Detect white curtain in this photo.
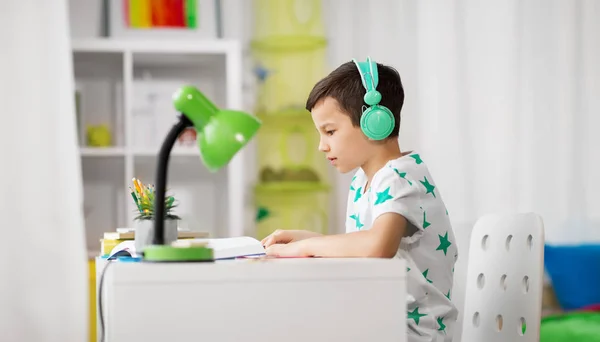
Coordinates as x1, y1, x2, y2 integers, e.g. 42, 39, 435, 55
322, 1, 600, 339
324, 0, 600, 245
0, 1, 88, 341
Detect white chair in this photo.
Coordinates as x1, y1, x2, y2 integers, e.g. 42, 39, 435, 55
460, 213, 545, 341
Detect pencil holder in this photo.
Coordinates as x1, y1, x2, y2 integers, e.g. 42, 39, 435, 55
134, 219, 178, 252
128, 177, 181, 252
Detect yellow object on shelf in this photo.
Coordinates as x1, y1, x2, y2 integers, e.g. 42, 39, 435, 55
86, 124, 112, 147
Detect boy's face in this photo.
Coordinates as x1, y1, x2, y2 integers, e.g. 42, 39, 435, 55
311, 97, 373, 173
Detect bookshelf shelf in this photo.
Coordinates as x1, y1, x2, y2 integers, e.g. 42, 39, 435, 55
80, 147, 126, 157
73, 38, 254, 253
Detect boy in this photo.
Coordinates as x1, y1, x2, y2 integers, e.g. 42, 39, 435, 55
261, 57, 458, 341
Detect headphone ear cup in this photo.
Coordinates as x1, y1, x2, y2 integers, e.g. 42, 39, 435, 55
360, 105, 395, 140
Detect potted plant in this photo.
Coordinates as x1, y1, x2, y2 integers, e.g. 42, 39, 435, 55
130, 177, 180, 252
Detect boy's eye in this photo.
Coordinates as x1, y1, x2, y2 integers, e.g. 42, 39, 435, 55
326, 130, 335, 136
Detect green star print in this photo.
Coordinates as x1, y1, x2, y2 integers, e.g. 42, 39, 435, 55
422, 269, 433, 284
392, 167, 412, 185
420, 176, 436, 198
350, 214, 363, 229
375, 187, 393, 205
408, 307, 427, 325
410, 153, 423, 164
437, 317, 446, 333
349, 175, 357, 191
354, 187, 362, 202
436, 231, 452, 255
422, 211, 431, 229
445, 290, 451, 300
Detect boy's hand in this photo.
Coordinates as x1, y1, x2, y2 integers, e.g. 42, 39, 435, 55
261, 229, 322, 248
265, 241, 313, 257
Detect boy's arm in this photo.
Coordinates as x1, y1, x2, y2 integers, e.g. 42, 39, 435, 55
266, 212, 407, 258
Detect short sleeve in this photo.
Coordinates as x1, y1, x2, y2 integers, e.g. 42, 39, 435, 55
345, 170, 364, 233
370, 167, 425, 244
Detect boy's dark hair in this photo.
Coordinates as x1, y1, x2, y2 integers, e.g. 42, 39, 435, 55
305, 61, 404, 138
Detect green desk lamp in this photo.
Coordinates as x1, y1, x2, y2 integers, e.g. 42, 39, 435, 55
143, 85, 261, 262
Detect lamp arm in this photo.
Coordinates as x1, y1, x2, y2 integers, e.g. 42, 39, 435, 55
152, 114, 193, 246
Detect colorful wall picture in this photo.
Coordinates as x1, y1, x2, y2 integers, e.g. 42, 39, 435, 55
123, 0, 198, 29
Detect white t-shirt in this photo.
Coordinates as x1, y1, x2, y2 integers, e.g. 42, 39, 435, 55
345, 152, 458, 341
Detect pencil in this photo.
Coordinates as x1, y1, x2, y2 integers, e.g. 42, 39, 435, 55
130, 188, 142, 213
132, 178, 140, 194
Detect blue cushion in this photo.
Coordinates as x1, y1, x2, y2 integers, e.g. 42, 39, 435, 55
544, 244, 600, 310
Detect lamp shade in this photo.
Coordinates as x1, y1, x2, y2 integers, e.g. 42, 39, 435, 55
173, 86, 261, 171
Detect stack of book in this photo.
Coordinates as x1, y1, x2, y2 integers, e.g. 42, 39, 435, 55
100, 228, 209, 256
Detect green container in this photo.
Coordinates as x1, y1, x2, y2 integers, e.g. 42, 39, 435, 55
251, 0, 332, 240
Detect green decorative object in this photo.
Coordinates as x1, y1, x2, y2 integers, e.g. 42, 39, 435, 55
256, 206, 271, 222
143, 85, 261, 262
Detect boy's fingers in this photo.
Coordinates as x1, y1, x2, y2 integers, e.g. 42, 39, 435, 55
261, 230, 279, 245
272, 230, 290, 242
262, 230, 289, 248
263, 236, 274, 247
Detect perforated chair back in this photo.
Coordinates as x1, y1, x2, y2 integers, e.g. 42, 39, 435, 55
461, 213, 545, 341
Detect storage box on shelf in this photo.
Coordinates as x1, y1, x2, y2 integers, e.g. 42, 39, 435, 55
73, 39, 252, 253
251, 0, 331, 240
251, 37, 326, 114
251, 0, 326, 114
254, 109, 331, 239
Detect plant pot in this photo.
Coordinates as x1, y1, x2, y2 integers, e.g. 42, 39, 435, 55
134, 219, 178, 252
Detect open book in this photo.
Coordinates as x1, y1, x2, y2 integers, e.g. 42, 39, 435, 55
109, 236, 266, 260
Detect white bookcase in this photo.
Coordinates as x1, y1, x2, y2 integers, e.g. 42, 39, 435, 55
73, 39, 253, 252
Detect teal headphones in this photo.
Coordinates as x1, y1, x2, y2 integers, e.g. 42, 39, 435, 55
352, 56, 395, 140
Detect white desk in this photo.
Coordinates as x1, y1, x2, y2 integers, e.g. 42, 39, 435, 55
98, 258, 406, 342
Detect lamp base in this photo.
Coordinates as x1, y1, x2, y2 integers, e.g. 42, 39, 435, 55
143, 245, 214, 262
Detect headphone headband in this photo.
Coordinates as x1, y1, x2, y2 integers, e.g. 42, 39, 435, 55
352, 56, 379, 93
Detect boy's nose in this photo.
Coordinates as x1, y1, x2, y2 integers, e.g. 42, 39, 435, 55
318, 139, 330, 152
